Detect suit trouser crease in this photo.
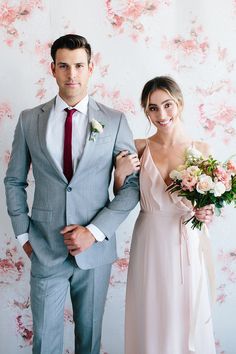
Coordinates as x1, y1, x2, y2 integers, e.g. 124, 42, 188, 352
30, 254, 111, 354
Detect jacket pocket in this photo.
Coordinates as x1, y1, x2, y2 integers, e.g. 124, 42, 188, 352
31, 208, 53, 223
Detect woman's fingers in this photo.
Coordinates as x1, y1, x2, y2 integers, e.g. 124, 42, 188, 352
128, 155, 140, 170
115, 151, 140, 174
116, 150, 129, 160
194, 205, 214, 223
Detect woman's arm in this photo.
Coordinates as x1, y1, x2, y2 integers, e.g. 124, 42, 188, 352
113, 151, 140, 194
113, 139, 146, 194
193, 141, 214, 224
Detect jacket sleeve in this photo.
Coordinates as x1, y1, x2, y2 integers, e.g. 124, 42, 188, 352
4, 112, 31, 236
91, 113, 140, 239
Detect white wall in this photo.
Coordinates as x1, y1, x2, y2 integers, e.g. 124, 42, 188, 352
0, 1, 236, 353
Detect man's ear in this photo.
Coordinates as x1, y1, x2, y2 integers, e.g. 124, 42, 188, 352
88, 61, 94, 76
51, 62, 56, 77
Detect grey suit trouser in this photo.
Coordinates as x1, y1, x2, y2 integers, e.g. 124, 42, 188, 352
30, 253, 111, 354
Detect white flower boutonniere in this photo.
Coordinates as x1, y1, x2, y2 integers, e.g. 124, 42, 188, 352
89, 119, 104, 141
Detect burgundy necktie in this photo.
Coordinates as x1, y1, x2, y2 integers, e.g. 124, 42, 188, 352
63, 108, 77, 182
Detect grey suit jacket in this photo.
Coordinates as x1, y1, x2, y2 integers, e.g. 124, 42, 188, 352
4, 97, 139, 269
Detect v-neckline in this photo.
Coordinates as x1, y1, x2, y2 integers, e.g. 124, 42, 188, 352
146, 144, 172, 187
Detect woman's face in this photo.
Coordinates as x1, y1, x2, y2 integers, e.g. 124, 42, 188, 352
146, 89, 181, 131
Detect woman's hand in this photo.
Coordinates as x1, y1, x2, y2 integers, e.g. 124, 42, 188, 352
114, 150, 140, 194
194, 205, 214, 224
116, 151, 140, 176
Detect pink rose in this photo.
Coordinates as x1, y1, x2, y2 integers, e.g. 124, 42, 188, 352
226, 160, 236, 175
214, 166, 231, 190
181, 173, 198, 192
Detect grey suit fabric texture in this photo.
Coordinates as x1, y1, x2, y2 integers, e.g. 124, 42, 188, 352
4, 96, 139, 268
4, 96, 139, 354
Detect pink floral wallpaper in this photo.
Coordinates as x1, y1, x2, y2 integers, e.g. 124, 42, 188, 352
0, 1, 236, 353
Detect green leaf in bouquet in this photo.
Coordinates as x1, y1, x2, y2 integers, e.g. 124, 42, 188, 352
214, 207, 221, 217
215, 199, 224, 209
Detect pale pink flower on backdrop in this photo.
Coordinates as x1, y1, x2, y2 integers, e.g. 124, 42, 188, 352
35, 40, 52, 75
0, 102, 13, 122
105, 0, 170, 41
15, 312, 33, 348
198, 102, 236, 140
91, 83, 136, 114
161, 20, 210, 70
64, 309, 74, 324
8, 298, 32, 347
0, 236, 25, 285
215, 338, 227, 354
195, 80, 236, 97
217, 284, 228, 304
217, 47, 236, 73
35, 78, 47, 101
93, 52, 110, 77
0, 0, 43, 46
218, 249, 236, 284
233, 0, 236, 14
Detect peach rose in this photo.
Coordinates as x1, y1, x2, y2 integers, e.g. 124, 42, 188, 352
196, 175, 214, 194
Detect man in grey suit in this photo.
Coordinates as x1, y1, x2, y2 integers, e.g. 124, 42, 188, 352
4, 34, 139, 354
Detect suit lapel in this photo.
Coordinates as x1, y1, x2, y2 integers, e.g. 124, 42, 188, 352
38, 98, 67, 183
71, 97, 109, 182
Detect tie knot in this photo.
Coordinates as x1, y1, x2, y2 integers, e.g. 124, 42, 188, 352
65, 108, 77, 116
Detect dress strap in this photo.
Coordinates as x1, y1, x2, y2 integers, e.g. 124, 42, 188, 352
139, 139, 149, 165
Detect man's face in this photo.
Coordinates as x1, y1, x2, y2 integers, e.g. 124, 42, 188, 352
51, 48, 93, 106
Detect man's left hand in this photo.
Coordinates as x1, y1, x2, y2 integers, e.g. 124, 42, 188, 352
61, 225, 96, 255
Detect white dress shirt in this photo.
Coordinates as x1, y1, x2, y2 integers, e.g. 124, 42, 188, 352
17, 94, 105, 247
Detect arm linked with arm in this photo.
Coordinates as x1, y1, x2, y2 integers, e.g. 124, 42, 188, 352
113, 150, 140, 194
91, 113, 140, 239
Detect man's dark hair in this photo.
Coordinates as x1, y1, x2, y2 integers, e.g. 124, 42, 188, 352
51, 34, 92, 63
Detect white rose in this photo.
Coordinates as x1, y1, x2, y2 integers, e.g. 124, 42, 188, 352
196, 174, 214, 194
212, 181, 226, 197
91, 119, 104, 133
186, 165, 201, 176
186, 146, 203, 159
169, 169, 183, 181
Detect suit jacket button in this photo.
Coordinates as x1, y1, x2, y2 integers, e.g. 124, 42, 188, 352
67, 187, 72, 192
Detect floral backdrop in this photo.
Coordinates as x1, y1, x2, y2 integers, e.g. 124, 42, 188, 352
0, 1, 236, 353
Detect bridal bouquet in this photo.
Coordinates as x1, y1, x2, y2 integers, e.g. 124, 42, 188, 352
166, 147, 236, 230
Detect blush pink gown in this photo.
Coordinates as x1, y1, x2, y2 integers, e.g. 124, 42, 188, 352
125, 142, 216, 354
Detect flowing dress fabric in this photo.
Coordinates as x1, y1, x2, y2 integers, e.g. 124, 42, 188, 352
125, 143, 216, 354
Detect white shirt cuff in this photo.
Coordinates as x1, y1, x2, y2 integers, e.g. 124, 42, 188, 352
17, 233, 29, 246
86, 224, 105, 242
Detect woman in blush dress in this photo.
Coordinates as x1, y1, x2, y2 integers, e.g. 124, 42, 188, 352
114, 76, 216, 354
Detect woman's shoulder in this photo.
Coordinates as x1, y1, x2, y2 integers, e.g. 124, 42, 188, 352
193, 140, 212, 157
134, 139, 147, 158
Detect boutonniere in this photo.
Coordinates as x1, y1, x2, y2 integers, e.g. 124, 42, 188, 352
89, 119, 105, 142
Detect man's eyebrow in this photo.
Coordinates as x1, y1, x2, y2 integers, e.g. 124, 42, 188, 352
57, 61, 86, 65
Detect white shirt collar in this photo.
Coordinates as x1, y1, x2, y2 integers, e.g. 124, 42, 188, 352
55, 95, 89, 115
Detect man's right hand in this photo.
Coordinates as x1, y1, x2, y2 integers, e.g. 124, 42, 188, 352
23, 241, 33, 259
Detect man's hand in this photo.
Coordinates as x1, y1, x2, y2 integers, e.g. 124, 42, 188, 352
23, 241, 33, 259
61, 225, 96, 256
